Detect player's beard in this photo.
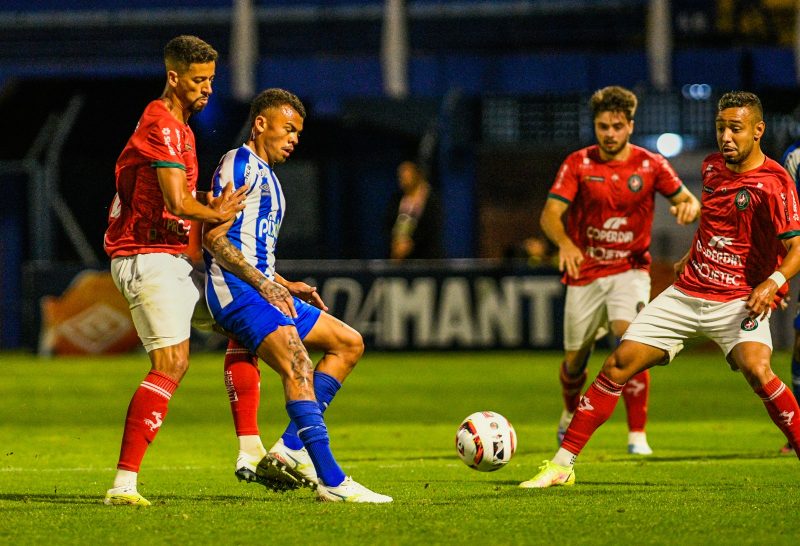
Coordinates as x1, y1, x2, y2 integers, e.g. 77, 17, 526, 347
600, 138, 627, 157
190, 96, 209, 113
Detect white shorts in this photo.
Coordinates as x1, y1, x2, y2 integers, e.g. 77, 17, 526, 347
622, 285, 773, 361
563, 269, 651, 351
111, 253, 199, 352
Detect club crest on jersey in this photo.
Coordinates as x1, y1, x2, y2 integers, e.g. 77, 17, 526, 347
740, 317, 758, 331
735, 189, 750, 210
627, 174, 643, 192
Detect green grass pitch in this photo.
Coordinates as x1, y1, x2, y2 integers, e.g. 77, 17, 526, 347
1, 349, 798, 545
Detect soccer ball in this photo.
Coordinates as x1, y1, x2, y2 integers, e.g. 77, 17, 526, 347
455, 411, 517, 472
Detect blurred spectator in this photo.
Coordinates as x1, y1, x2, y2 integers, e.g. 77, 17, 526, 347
503, 235, 557, 268
386, 161, 443, 260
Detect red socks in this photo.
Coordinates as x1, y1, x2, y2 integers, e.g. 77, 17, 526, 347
117, 371, 178, 472
224, 340, 261, 437
561, 373, 624, 455
756, 377, 800, 458
622, 369, 650, 432
560, 362, 588, 413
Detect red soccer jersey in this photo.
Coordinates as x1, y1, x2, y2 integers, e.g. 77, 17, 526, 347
104, 100, 198, 258
548, 144, 684, 286
675, 153, 800, 302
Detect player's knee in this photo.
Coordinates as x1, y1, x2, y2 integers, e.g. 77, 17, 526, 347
341, 329, 364, 366
600, 352, 635, 384
740, 358, 774, 390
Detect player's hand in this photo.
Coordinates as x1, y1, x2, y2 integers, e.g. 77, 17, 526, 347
673, 253, 690, 277
669, 200, 700, 225
770, 282, 790, 311
745, 278, 780, 320
257, 277, 298, 318
208, 182, 247, 223
284, 281, 328, 312
557, 240, 584, 279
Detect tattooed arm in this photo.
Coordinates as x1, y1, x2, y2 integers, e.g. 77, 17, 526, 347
203, 218, 297, 318
274, 273, 328, 312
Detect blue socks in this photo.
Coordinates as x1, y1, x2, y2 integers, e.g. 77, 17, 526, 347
281, 371, 341, 450
285, 399, 345, 487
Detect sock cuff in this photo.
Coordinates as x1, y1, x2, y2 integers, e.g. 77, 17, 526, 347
595, 373, 625, 396
756, 376, 786, 401
313, 370, 342, 391
225, 339, 258, 366
143, 371, 178, 397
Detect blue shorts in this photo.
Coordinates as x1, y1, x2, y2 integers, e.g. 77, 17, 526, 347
214, 288, 322, 354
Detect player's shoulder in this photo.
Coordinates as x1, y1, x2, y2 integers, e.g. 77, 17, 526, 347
564, 145, 596, 164
760, 156, 793, 186
628, 144, 669, 165
700, 152, 725, 172
139, 100, 182, 133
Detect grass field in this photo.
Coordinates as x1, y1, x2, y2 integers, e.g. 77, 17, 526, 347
1, 349, 799, 545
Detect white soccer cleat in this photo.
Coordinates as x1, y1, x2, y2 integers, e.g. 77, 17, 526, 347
104, 485, 151, 506
627, 431, 653, 455
316, 476, 393, 503
267, 438, 319, 488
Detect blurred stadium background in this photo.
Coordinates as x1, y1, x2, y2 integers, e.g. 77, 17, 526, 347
2, 0, 800, 353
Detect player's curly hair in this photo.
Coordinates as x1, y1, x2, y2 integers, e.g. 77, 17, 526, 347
248, 88, 307, 127
590, 86, 637, 121
718, 91, 763, 121
164, 35, 218, 73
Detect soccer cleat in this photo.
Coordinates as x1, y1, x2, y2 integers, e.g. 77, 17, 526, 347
627, 431, 653, 455
266, 438, 319, 489
104, 486, 151, 506
519, 460, 575, 489
557, 409, 573, 445
779, 442, 795, 455
235, 452, 302, 492
316, 476, 393, 503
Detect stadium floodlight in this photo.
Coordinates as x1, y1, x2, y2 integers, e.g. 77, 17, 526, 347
656, 133, 683, 158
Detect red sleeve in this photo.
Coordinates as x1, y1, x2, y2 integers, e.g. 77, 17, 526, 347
773, 168, 800, 239
653, 153, 683, 198
547, 154, 579, 204
138, 109, 187, 169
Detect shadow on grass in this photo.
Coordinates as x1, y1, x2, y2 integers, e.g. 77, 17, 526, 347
0, 493, 290, 505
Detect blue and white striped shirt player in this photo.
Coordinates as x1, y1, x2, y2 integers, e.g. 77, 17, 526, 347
204, 144, 285, 317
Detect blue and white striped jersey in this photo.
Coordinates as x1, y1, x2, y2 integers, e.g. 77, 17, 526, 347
781, 140, 800, 191
204, 144, 286, 316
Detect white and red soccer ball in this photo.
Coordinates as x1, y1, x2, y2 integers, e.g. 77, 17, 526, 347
455, 411, 517, 472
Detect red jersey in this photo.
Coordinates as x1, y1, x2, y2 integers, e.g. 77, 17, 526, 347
104, 100, 198, 258
675, 153, 800, 302
548, 144, 684, 286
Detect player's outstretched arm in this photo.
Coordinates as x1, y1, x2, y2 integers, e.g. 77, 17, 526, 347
158, 168, 246, 223
540, 197, 583, 279
746, 235, 800, 319
668, 186, 701, 225
202, 220, 297, 318
274, 273, 328, 312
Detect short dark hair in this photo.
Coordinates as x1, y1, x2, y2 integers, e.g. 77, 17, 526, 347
590, 86, 638, 121
717, 91, 763, 121
164, 35, 218, 73
248, 88, 307, 127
